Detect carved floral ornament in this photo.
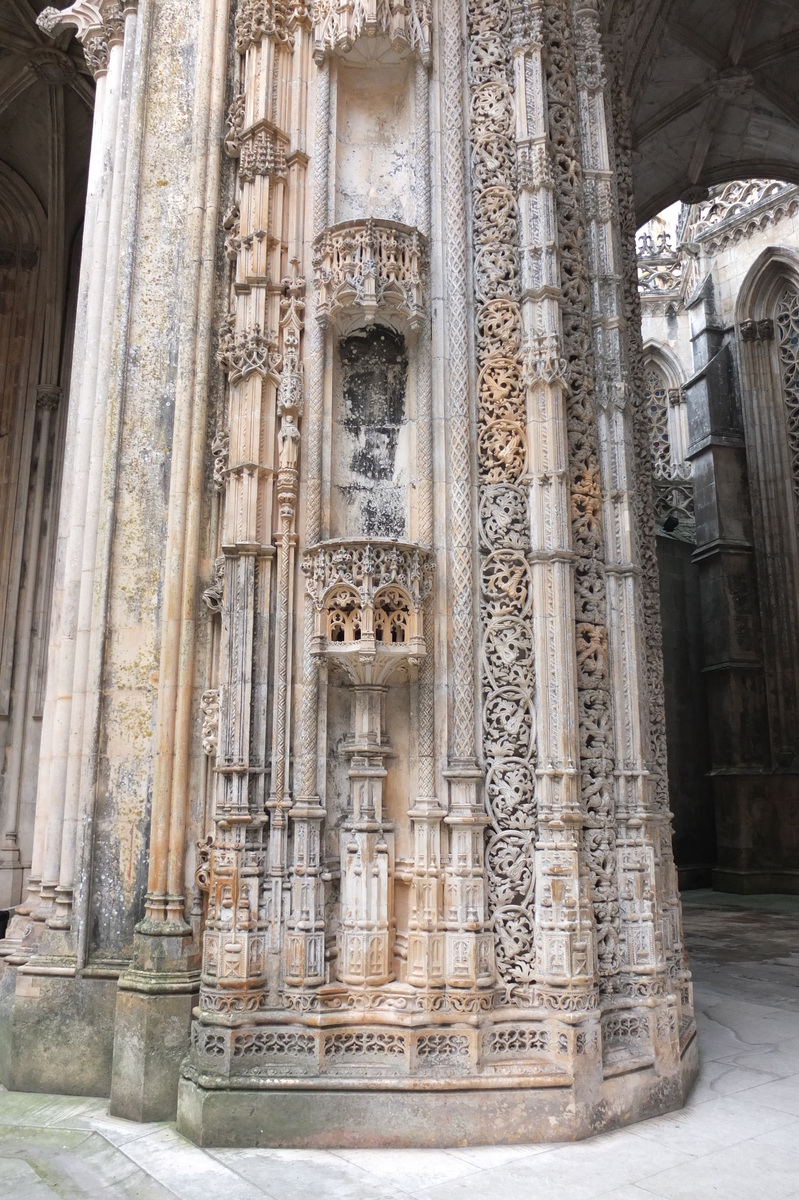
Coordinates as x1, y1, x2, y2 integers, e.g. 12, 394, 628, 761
313, 220, 427, 335
312, 0, 431, 64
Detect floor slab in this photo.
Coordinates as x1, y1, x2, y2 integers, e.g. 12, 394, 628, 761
0, 891, 797, 1199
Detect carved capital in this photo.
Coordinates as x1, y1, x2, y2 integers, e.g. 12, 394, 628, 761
36, 384, 61, 411
38, 0, 127, 77
38, 1, 105, 40
740, 318, 774, 343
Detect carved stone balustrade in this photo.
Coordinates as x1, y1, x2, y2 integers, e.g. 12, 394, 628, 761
303, 537, 433, 681
312, 0, 431, 64
313, 220, 427, 335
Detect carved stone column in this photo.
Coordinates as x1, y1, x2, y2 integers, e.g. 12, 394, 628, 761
176, 0, 697, 1147
109, 0, 233, 1123
1, 0, 148, 1101
607, 1, 693, 1065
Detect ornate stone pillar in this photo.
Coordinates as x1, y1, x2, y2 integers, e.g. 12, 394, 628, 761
606, 0, 693, 1062
177, 0, 697, 1146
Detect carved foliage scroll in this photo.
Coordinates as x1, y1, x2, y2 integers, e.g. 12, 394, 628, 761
468, 0, 536, 1000
542, 0, 617, 981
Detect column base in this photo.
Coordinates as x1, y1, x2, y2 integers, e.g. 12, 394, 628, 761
176, 1032, 698, 1148
110, 982, 199, 1121
0, 854, 24, 909
109, 924, 201, 1120
0, 961, 117, 1096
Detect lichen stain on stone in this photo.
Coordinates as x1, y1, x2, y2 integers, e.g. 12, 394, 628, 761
338, 325, 407, 539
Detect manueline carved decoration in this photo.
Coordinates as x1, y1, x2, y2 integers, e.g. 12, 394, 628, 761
238, 127, 289, 181
303, 539, 434, 614
201, 556, 225, 614
644, 365, 694, 534
313, 220, 427, 333
180, 0, 695, 1105
543, 0, 621, 989
211, 427, 229, 492
609, 2, 690, 1023
235, 0, 291, 50
776, 286, 799, 526
468, 0, 537, 1000
313, 0, 431, 63
216, 320, 280, 383
200, 690, 220, 756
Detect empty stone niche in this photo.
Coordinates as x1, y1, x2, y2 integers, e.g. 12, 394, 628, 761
332, 325, 410, 540
334, 47, 414, 226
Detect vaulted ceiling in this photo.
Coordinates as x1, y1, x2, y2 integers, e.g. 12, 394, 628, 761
608, 0, 799, 222
0, 0, 92, 234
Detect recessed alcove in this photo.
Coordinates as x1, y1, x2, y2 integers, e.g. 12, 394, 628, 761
334, 38, 417, 226
331, 324, 410, 540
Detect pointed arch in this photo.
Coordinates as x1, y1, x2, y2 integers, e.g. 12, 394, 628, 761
0, 160, 47, 715
642, 339, 686, 392
642, 339, 693, 534
735, 246, 799, 768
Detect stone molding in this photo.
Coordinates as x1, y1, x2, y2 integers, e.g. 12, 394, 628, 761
312, 0, 432, 64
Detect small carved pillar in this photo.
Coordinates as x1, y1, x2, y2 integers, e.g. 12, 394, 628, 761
339, 685, 395, 986
197, 0, 298, 1017
281, 280, 326, 988
442, 769, 493, 989
405, 794, 445, 987
286, 42, 329, 992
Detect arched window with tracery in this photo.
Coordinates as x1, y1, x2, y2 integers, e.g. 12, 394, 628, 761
775, 284, 799, 522
644, 363, 671, 479
643, 356, 694, 537
736, 251, 799, 769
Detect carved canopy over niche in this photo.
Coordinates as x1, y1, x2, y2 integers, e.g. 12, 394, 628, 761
313, 220, 427, 335
313, 0, 431, 64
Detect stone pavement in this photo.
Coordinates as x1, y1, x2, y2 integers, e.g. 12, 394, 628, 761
1, 891, 798, 1200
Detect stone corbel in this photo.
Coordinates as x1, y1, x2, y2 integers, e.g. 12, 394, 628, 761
313, 220, 427, 336
740, 318, 774, 343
